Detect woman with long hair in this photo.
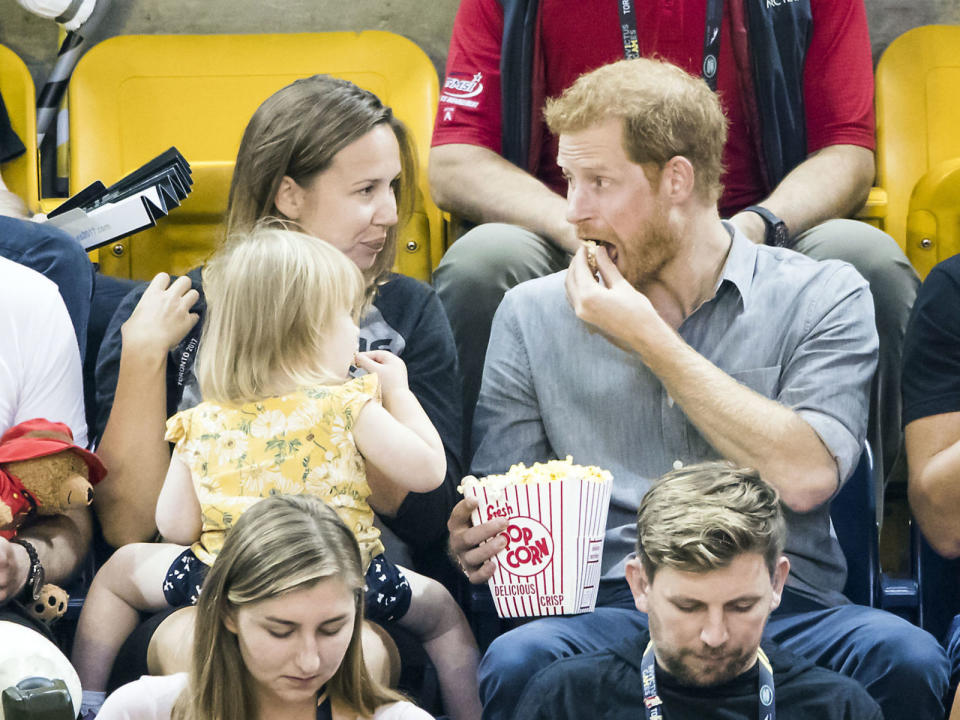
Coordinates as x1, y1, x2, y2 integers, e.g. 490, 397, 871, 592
90, 74, 464, 702
97, 494, 433, 720
95, 75, 461, 554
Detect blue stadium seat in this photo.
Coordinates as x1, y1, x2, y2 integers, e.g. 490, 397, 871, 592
829, 443, 958, 636
831, 444, 881, 607
914, 527, 960, 643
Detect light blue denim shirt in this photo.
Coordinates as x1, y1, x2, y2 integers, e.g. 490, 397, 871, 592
471, 225, 878, 608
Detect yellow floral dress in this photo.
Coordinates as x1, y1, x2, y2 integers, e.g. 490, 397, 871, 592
164, 374, 384, 569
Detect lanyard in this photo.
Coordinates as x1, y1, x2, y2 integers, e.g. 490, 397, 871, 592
640, 642, 776, 720
616, 0, 725, 91
617, 0, 640, 59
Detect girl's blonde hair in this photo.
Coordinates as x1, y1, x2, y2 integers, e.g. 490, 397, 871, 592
197, 223, 367, 404
172, 494, 404, 720
225, 74, 417, 300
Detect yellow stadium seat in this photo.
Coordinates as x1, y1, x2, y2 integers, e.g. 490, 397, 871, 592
67, 32, 443, 282
0, 44, 39, 213
873, 25, 960, 278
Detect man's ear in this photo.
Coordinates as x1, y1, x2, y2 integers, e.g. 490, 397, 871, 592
659, 156, 696, 204
769, 556, 791, 612
274, 175, 304, 220
625, 556, 652, 613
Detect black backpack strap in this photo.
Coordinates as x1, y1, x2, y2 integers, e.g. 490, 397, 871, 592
499, 0, 540, 171
742, 0, 811, 187
165, 267, 206, 416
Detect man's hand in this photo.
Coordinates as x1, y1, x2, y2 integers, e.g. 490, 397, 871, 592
564, 244, 657, 353
0, 537, 30, 603
355, 351, 409, 394
121, 273, 200, 356
447, 494, 508, 584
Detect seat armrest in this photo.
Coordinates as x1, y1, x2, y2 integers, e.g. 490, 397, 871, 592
855, 186, 888, 221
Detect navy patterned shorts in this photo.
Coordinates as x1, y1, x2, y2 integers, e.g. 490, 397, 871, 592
162, 548, 209, 607
162, 548, 410, 621
364, 553, 412, 624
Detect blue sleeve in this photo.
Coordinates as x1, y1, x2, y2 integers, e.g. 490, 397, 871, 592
378, 279, 465, 550
778, 262, 877, 483
92, 282, 147, 444
92, 270, 205, 445
0, 216, 94, 359
471, 289, 554, 476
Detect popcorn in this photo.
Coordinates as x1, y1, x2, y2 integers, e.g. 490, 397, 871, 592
460, 456, 613, 618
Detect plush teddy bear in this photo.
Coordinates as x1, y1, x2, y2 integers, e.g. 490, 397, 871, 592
0, 451, 95, 532
0, 419, 106, 625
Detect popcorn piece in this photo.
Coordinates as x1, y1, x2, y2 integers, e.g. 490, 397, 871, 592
584, 240, 599, 275
458, 456, 612, 494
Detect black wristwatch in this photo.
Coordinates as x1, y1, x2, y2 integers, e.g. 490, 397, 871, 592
12, 538, 44, 603
743, 205, 791, 248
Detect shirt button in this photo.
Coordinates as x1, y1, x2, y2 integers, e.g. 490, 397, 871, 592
673, 460, 683, 470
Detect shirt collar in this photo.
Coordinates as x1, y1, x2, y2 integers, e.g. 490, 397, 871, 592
715, 220, 758, 309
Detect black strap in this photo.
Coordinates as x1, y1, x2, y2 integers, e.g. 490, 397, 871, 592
701, 0, 724, 90
616, 0, 724, 91
499, 0, 541, 170
617, 0, 639, 59
316, 690, 332, 720
640, 642, 775, 720
165, 270, 205, 415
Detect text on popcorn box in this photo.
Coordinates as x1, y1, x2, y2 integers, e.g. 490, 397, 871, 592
496, 516, 554, 577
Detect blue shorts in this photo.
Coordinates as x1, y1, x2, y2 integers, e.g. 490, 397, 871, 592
364, 553, 411, 624
162, 548, 208, 607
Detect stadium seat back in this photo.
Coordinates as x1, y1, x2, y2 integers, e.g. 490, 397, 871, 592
68, 32, 442, 281
875, 25, 960, 277
0, 44, 39, 213
916, 529, 960, 642
830, 444, 880, 607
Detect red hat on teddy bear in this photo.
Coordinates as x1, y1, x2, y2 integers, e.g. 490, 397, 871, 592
0, 418, 106, 484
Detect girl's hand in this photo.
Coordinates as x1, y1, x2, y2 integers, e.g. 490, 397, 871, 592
354, 350, 409, 393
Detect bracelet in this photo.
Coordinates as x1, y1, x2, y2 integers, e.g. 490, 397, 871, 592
11, 538, 44, 603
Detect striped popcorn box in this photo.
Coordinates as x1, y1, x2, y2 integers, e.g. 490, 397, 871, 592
460, 457, 612, 618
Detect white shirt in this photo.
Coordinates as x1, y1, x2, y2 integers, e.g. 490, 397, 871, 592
0, 256, 86, 444
98, 673, 435, 720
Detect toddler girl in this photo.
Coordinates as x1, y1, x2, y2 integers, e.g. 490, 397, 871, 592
72, 225, 481, 720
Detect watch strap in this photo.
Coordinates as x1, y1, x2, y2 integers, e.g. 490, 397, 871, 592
743, 205, 791, 248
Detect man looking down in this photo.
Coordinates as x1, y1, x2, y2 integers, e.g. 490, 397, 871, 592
513, 462, 882, 719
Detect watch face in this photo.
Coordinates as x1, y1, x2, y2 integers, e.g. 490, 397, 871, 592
773, 222, 790, 247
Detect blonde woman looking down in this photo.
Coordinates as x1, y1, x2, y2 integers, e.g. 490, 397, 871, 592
97, 494, 435, 720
